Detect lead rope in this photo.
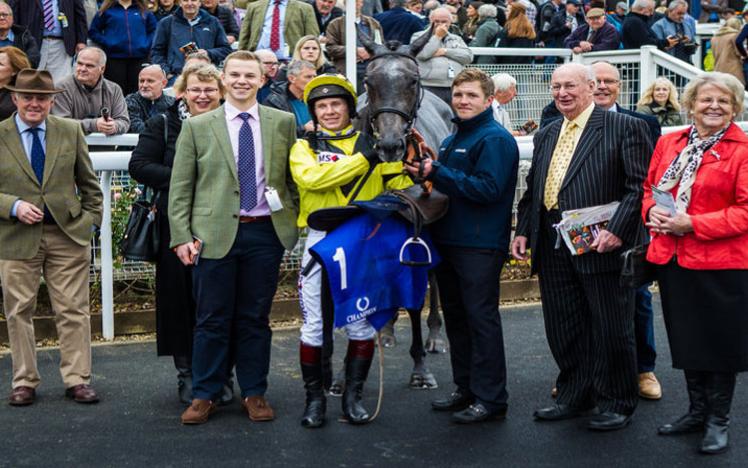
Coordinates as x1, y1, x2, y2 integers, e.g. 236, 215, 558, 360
368, 332, 386, 422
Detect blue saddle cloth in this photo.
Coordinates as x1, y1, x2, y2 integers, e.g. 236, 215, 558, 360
309, 205, 439, 330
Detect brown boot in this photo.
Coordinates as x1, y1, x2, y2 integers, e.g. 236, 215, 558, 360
181, 399, 216, 425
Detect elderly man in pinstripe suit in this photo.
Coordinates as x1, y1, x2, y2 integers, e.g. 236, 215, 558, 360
512, 63, 652, 431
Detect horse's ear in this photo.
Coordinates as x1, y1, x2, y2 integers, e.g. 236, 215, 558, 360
357, 24, 381, 56
408, 25, 433, 57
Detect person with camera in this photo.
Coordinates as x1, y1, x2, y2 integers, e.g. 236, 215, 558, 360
150, 0, 231, 85
651, 0, 697, 63
51, 46, 130, 135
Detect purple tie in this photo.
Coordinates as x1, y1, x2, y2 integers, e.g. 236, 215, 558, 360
43, 0, 56, 32
237, 112, 257, 211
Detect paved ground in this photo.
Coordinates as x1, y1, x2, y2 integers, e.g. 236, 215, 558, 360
0, 297, 745, 467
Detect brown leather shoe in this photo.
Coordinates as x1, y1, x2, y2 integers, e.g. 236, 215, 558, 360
8, 386, 35, 406
638, 372, 662, 400
243, 395, 275, 421
181, 399, 217, 425
65, 384, 100, 404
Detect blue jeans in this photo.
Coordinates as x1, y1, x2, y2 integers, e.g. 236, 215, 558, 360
190, 221, 285, 400
635, 284, 656, 373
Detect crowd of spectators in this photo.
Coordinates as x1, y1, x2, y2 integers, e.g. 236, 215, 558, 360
3, 0, 747, 143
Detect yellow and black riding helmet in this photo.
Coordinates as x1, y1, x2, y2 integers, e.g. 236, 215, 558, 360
303, 74, 358, 123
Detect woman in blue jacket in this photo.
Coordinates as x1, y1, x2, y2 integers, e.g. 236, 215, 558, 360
89, 0, 158, 95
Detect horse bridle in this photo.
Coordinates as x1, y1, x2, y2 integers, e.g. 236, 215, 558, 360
364, 51, 436, 267
364, 51, 424, 133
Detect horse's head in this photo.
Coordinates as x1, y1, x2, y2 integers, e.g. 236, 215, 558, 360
359, 28, 431, 162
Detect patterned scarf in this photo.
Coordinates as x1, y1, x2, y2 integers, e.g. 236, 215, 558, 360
656, 125, 728, 212
177, 99, 192, 121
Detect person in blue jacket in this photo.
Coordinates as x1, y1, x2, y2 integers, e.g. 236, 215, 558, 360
150, 0, 231, 85
375, 0, 427, 45
405, 68, 519, 425
88, 0, 158, 96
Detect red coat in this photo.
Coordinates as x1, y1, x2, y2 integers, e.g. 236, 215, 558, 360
642, 123, 748, 270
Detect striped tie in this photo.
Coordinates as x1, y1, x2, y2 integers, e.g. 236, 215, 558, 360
43, 0, 56, 32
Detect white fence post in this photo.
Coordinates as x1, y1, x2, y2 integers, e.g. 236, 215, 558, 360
99, 171, 114, 340
344, 0, 356, 93
639, 46, 657, 102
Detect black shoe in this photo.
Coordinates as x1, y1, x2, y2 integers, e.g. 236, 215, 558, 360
451, 403, 507, 424
341, 340, 374, 425
659, 369, 707, 436
657, 413, 705, 435
432, 389, 474, 412
533, 403, 590, 421
588, 412, 632, 431
700, 372, 735, 455
177, 377, 192, 405
175, 357, 193, 406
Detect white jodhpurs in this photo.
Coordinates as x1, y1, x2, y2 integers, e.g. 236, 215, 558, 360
298, 229, 376, 347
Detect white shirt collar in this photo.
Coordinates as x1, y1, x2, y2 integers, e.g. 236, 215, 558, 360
224, 100, 260, 122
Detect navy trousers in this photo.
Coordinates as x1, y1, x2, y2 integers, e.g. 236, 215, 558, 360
635, 285, 656, 373
190, 221, 285, 400
435, 245, 508, 412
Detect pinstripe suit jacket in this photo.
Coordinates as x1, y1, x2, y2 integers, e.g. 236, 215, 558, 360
516, 105, 652, 275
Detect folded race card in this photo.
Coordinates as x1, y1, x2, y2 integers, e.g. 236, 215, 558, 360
651, 186, 676, 216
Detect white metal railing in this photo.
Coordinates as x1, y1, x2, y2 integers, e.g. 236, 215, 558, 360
89, 120, 748, 339
469, 47, 573, 60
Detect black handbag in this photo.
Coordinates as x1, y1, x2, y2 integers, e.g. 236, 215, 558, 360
619, 229, 656, 289
120, 189, 161, 262
120, 113, 169, 262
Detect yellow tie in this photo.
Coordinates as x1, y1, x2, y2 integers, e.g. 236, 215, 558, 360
544, 121, 578, 210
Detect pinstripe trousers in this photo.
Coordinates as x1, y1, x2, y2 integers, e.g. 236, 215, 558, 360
537, 210, 638, 415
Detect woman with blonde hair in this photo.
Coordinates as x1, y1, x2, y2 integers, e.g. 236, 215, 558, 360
495, 2, 535, 64
636, 77, 684, 127
276, 35, 336, 82
0, 46, 31, 120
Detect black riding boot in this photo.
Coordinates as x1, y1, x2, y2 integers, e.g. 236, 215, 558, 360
658, 370, 707, 435
173, 355, 192, 405
300, 343, 326, 428
342, 339, 375, 425
700, 372, 736, 455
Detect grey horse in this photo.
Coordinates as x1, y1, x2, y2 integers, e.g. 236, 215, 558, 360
328, 30, 453, 394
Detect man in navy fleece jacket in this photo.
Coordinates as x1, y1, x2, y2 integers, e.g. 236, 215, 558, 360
405, 68, 519, 425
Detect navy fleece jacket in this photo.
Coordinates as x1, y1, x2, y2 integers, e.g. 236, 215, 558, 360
429, 107, 519, 251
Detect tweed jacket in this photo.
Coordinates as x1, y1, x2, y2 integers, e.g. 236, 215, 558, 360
325, 15, 384, 74
0, 115, 103, 259
237, 0, 319, 53
168, 104, 299, 258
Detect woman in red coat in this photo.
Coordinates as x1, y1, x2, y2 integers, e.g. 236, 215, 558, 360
642, 71, 748, 455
